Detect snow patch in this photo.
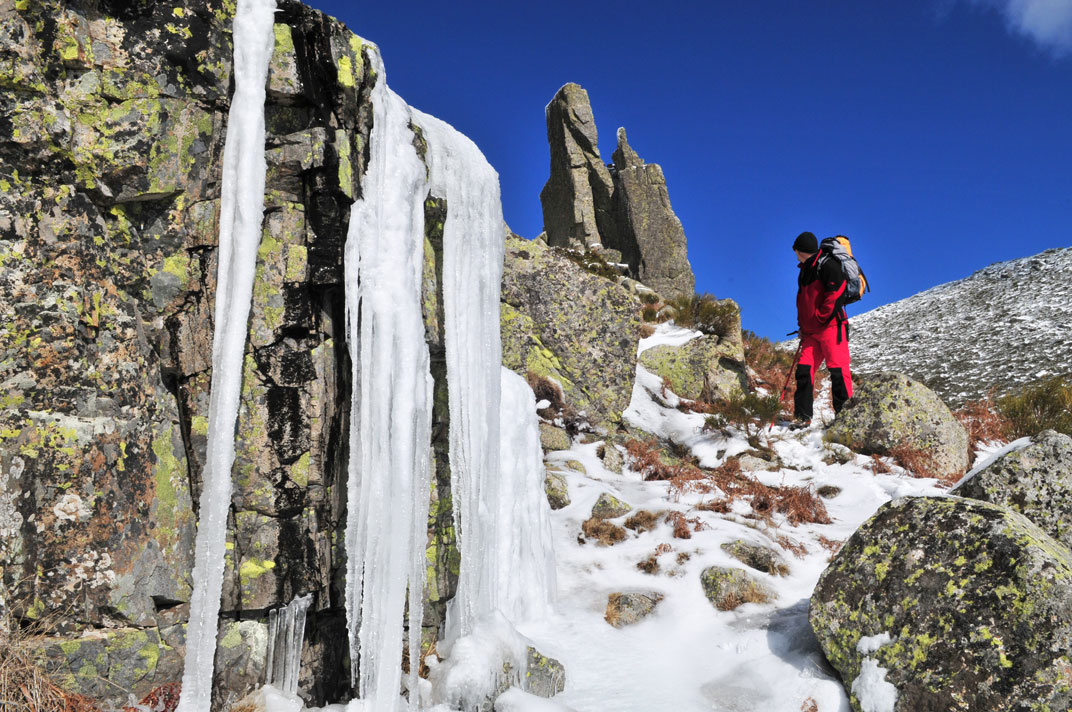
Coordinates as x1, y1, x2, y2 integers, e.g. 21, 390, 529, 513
850, 659, 898, 712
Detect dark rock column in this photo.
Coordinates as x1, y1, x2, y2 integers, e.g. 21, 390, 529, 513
609, 128, 695, 300
539, 83, 617, 250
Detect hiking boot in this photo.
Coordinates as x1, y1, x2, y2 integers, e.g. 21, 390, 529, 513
788, 418, 812, 431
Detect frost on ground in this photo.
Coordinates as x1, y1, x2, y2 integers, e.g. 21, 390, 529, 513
517, 324, 963, 712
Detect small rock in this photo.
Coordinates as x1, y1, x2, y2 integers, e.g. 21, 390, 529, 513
822, 442, 855, 465
544, 471, 570, 510
604, 591, 664, 628
720, 540, 790, 576
701, 566, 774, 611
539, 423, 571, 452
562, 459, 587, 474
591, 492, 631, 520
601, 443, 624, 474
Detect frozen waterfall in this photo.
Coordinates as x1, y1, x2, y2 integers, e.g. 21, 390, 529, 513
175, 1, 276, 711
343, 50, 434, 711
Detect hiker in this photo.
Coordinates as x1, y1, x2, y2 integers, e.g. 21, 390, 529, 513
792, 231, 853, 426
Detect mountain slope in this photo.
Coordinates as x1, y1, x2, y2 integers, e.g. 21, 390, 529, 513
848, 247, 1072, 406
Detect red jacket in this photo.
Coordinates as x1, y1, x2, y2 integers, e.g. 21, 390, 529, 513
797, 252, 846, 335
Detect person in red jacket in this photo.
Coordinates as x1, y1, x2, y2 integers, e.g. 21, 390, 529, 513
792, 231, 852, 426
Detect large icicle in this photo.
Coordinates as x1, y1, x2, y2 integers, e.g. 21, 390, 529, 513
343, 50, 433, 712
496, 368, 557, 622
176, 1, 276, 710
409, 110, 508, 641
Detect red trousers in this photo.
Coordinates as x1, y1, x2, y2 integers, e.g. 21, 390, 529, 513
794, 320, 853, 419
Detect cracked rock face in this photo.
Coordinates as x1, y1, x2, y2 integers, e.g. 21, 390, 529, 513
810, 495, 1072, 712
0, 0, 373, 705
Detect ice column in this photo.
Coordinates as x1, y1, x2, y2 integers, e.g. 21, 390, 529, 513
410, 109, 505, 639
496, 368, 557, 623
343, 50, 433, 711
176, 1, 276, 711
265, 594, 313, 695
412, 112, 555, 636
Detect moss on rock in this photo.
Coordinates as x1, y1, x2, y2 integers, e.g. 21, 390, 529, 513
810, 495, 1072, 711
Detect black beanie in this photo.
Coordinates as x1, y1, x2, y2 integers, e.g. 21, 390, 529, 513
793, 231, 818, 254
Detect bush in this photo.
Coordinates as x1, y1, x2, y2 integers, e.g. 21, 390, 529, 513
997, 376, 1072, 438
955, 394, 1014, 452
667, 293, 739, 338
702, 390, 783, 436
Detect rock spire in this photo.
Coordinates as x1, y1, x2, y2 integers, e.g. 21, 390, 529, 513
539, 83, 695, 299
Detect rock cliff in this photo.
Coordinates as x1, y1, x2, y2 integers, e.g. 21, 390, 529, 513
0, 0, 458, 706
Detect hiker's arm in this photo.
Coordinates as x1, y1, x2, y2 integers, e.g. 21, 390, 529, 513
816, 260, 846, 323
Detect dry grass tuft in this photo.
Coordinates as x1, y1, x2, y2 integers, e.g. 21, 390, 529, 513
123, 683, 180, 712
637, 556, 660, 575
0, 644, 102, 712
665, 511, 706, 539
624, 510, 659, 532
817, 536, 843, 555
777, 535, 808, 559
869, 454, 892, 475
888, 444, 962, 486
996, 375, 1072, 438
801, 698, 819, 712
955, 394, 1014, 452
639, 322, 657, 339
581, 517, 627, 546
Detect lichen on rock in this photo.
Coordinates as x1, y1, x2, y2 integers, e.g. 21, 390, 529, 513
824, 371, 969, 481
810, 495, 1072, 712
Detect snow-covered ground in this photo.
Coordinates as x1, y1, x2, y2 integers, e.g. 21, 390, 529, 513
511, 324, 999, 712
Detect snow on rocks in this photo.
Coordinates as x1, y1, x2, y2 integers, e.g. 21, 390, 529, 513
515, 322, 945, 711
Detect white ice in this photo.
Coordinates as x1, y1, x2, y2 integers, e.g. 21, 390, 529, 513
343, 49, 434, 712
176, 1, 276, 710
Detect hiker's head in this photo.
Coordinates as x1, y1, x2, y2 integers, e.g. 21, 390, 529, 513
793, 231, 817, 262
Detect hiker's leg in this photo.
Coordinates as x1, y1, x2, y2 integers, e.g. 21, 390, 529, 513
826, 322, 853, 413
794, 337, 817, 420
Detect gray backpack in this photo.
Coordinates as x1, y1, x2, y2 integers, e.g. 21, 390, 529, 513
819, 236, 869, 306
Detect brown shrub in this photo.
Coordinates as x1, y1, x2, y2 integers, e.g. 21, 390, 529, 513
777, 535, 808, 559
639, 322, 657, 339
817, 536, 843, 554
888, 444, 960, 485
641, 304, 660, 322
624, 510, 659, 532
698, 497, 731, 513
802, 699, 819, 712
637, 556, 660, 574
655, 542, 673, 555
665, 511, 705, 539
955, 394, 1014, 451
581, 517, 627, 546
123, 683, 181, 712
667, 293, 740, 338
869, 454, 892, 475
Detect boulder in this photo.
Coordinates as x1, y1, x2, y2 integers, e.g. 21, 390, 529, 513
953, 430, 1072, 549
720, 541, 789, 577
811, 495, 1072, 712
824, 372, 969, 480
539, 83, 617, 250
638, 333, 747, 403
539, 423, 572, 452
591, 492, 632, 520
608, 129, 695, 300
501, 236, 640, 428
700, 567, 775, 611
544, 469, 570, 510
604, 591, 664, 628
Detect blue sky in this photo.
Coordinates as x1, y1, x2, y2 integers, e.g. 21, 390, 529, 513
307, 0, 1071, 340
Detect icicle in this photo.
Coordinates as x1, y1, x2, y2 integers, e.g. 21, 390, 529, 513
265, 594, 312, 695
408, 109, 507, 640
496, 368, 557, 622
176, 2, 276, 711
343, 49, 433, 712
